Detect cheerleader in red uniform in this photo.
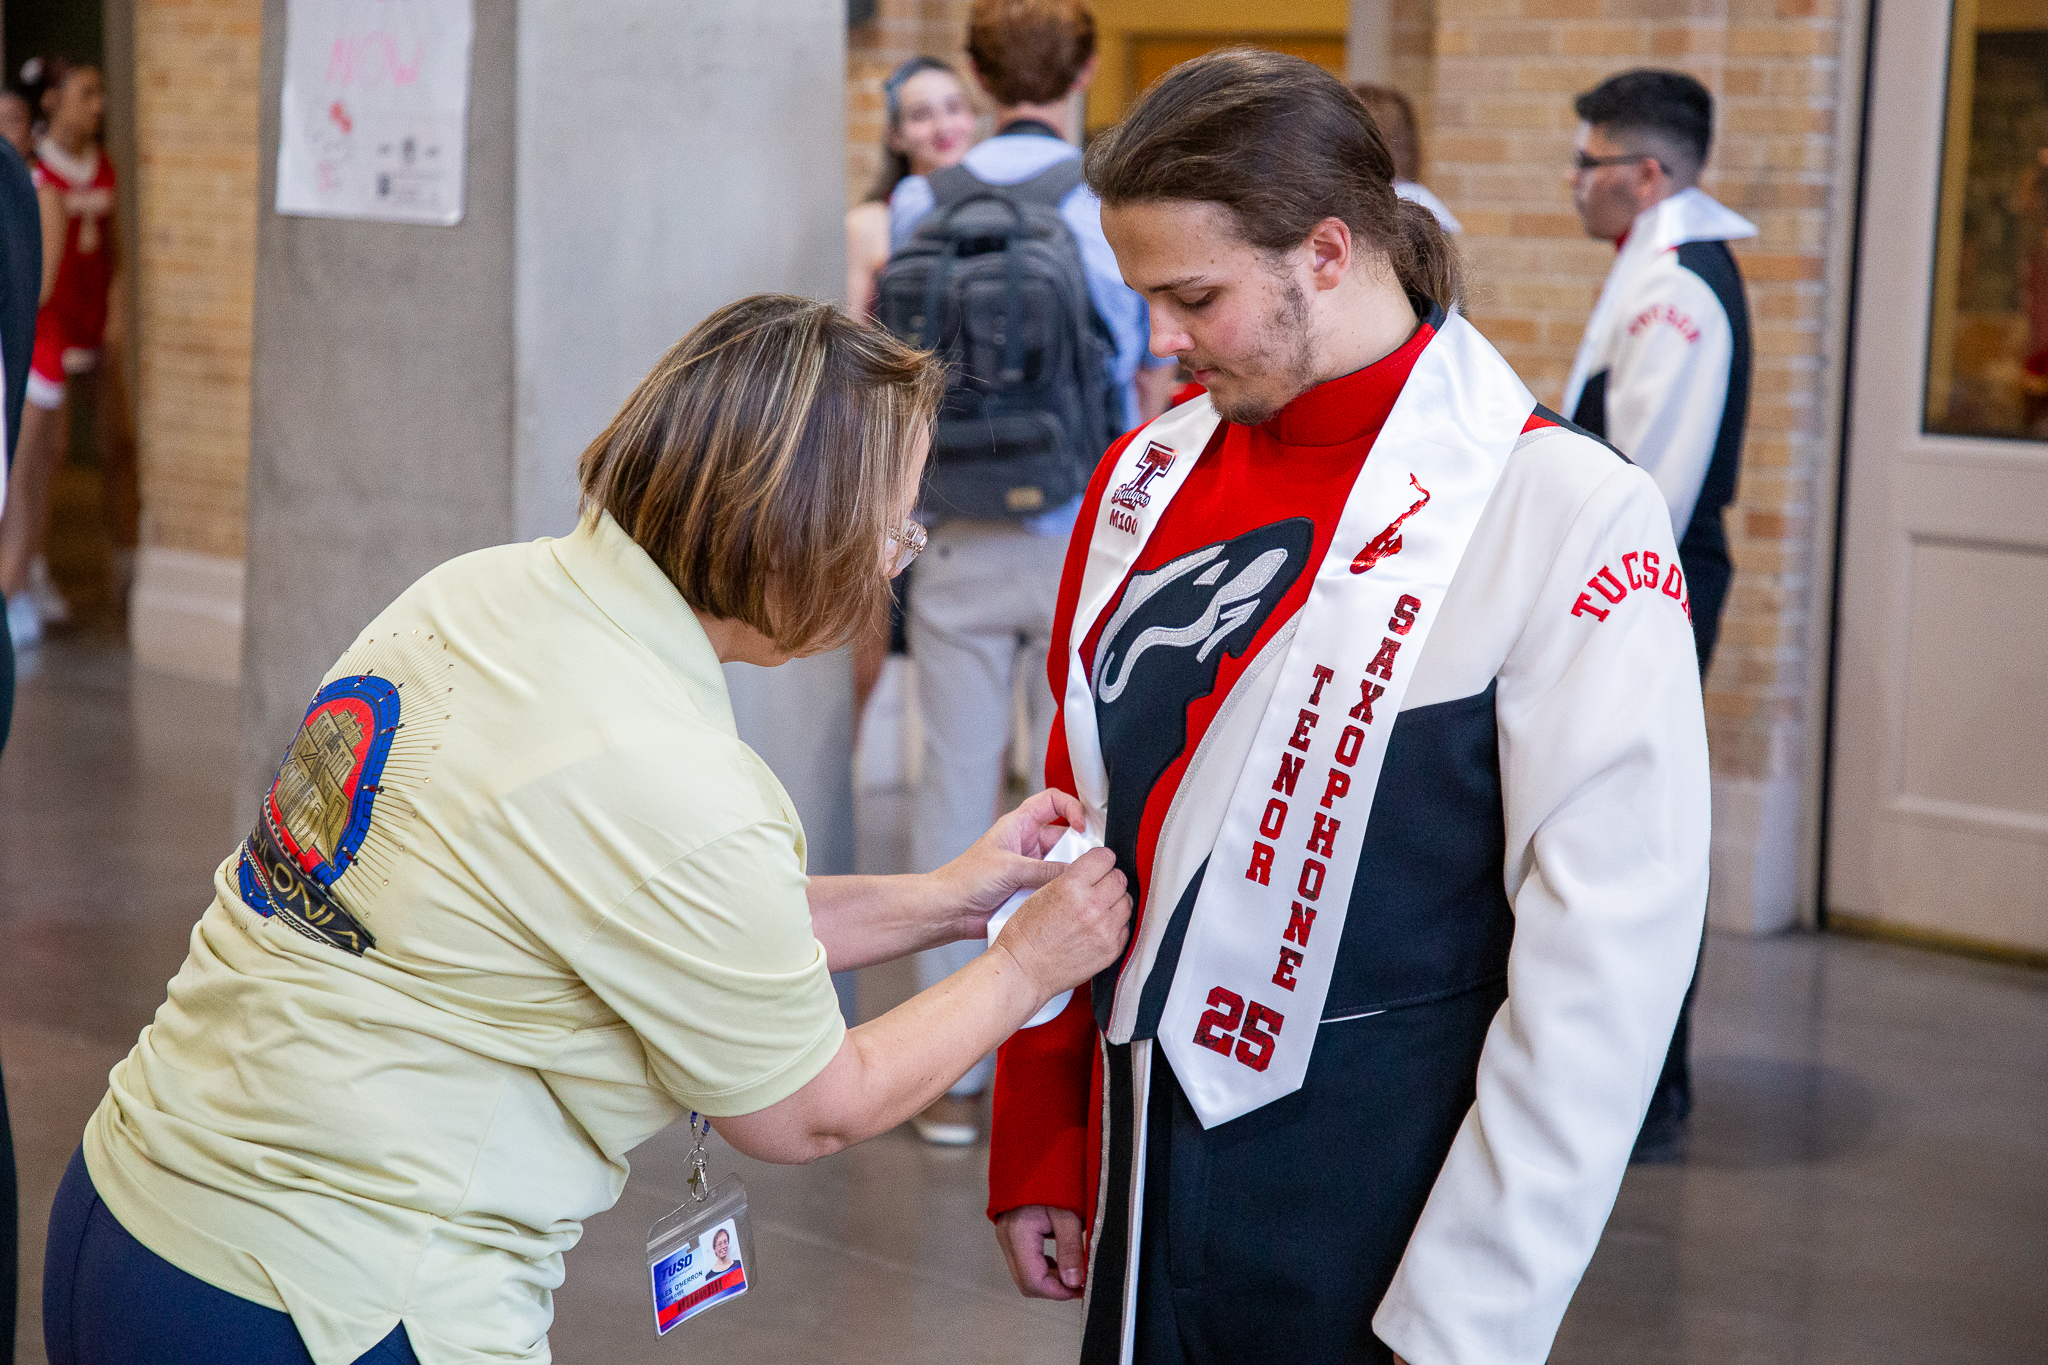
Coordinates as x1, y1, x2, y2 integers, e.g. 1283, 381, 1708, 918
2, 57, 134, 646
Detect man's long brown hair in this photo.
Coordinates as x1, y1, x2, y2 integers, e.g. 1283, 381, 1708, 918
1086, 48, 1462, 313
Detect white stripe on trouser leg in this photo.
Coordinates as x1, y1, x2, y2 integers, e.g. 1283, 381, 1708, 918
1119, 1039, 1151, 1365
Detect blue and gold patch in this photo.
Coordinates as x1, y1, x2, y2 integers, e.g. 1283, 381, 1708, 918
236, 628, 455, 957
240, 675, 401, 954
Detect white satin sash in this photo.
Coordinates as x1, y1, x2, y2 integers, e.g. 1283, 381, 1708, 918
1062, 316, 1532, 1127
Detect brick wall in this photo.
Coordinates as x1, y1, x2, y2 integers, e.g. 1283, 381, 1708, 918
1432, 0, 1847, 929
847, 0, 981, 211
132, 0, 261, 563
1391, 0, 1438, 173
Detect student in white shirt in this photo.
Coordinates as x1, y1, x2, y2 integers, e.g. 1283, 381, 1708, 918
882, 0, 1175, 1147
1353, 82, 1463, 235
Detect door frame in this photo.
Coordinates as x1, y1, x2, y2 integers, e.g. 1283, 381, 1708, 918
1805, 0, 1880, 930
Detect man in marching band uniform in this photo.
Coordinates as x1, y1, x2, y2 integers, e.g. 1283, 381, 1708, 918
985, 50, 1711, 1365
1563, 68, 1756, 1160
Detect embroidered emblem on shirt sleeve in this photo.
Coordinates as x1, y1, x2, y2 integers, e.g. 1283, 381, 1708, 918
1626, 303, 1701, 344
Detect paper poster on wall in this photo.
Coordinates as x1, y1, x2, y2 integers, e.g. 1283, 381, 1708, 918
275, 0, 473, 226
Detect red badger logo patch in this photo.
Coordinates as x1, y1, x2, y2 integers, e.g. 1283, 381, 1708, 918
1108, 442, 1177, 534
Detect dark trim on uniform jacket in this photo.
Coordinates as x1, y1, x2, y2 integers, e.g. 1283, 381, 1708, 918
0, 134, 38, 1365
1566, 241, 1750, 673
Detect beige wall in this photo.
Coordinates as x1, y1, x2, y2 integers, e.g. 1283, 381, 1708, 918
128, 0, 261, 681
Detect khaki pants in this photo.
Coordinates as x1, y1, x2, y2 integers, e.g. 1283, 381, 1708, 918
908, 519, 1068, 1094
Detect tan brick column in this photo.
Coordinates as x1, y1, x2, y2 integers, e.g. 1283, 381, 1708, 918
128, 0, 262, 684
1432, 0, 1853, 931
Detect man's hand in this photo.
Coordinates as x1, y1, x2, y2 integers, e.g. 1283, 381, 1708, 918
929, 789, 1088, 942
996, 1204, 1086, 1300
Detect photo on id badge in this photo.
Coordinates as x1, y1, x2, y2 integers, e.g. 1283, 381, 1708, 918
651, 1213, 749, 1334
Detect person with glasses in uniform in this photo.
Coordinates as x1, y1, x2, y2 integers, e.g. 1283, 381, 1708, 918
1562, 67, 1756, 1163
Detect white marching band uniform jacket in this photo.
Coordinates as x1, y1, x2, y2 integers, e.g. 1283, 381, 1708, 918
1370, 413, 1709, 1363
1562, 187, 1757, 537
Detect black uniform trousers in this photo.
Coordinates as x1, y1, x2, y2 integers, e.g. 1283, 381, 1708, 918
1128, 982, 1506, 1364
1641, 509, 1733, 1138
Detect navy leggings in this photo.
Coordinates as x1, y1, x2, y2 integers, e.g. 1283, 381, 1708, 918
44, 1148, 419, 1365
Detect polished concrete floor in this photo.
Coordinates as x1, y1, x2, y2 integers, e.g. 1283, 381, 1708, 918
4, 635, 2045, 1363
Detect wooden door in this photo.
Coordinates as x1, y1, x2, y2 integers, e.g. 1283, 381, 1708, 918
1827, 0, 2048, 956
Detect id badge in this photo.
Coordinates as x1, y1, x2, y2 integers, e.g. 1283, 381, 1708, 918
647, 1115, 754, 1336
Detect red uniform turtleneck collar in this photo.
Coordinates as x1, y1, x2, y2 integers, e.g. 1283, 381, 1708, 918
1255, 318, 1436, 448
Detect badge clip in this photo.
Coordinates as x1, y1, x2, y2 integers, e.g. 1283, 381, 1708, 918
646, 1114, 754, 1336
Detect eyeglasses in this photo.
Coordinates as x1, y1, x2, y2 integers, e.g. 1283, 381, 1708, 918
885, 520, 927, 575
1571, 151, 1665, 173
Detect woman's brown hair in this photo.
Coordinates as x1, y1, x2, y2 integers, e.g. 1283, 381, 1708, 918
578, 295, 944, 656
1351, 82, 1421, 184
1085, 48, 1461, 313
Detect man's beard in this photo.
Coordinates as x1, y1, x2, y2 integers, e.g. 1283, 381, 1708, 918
1207, 276, 1317, 427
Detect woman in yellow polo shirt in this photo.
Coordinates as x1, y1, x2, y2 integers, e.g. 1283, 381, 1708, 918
42, 295, 1131, 1365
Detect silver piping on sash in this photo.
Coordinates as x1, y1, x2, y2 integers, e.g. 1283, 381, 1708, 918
1083, 1033, 1113, 1344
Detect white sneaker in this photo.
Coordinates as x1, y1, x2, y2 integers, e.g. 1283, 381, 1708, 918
27, 556, 69, 625
910, 1094, 982, 1147
6, 591, 42, 648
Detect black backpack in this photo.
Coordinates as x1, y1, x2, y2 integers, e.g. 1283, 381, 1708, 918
876, 159, 1121, 521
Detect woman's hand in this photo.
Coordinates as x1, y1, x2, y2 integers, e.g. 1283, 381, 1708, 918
928, 789, 1089, 943
719, 842, 1127, 1166
805, 790, 1089, 970
990, 847, 1131, 999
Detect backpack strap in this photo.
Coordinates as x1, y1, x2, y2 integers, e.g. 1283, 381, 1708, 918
1004, 157, 1085, 210
928, 156, 1084, 213
927, 163, 987, 212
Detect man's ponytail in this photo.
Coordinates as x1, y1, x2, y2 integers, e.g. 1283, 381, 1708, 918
1391, 198, 1463, 314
